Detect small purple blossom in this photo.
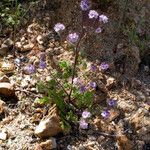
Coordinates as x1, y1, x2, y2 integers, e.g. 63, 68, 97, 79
79, 119, 88, 129
39, 60, 47, 69
67, 33, 79, 43
79, 85, 86, 93
107, 99, 117, 107
99, 15, 108, 23
82, 111, 91, 119
95, 27, 102, 33
25, 64, 36, 74
88, 10, 99, 19
73, 77, 80, 85
90, 64, 97, 71
101, 110, 110, 118
54, 23, 65, 32
100, 62, 109, 70
80, 0, 91, 11
89, 82, 97, 89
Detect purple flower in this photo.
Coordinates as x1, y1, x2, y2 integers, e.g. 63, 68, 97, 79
99, 15, 108, 23
82, 111, 91, 119
79, 85, 86, 93
100, 62, 109, 70
90, 64, 97, 71
79, 119, 88, 129
67, 33, 79, 43
80, 0, 91, 11
89, 82, 97, 89
107, 99, 117, 107
54, 23, 65, 32
73, 77, 81, 85
39, 60, 47, 69
95, 27, 102, 33
101, 110, 110, 118
88, 10, 99, 19
25, 64, 36, 74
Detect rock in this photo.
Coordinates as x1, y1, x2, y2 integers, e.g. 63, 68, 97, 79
37, 35, 44, 45
96, 80, 107, 93
93, 117, 116, 133
0, 131, 7, 140
0, 61, 15, 74
106, 77, 116, 89
126, 108, 150, 141
0, 82, 15, 96
0, 45, 8, 56
0, 38, 13, 56
117, 100, 137, 112
39, 138, 57, 150
0, 75, 9, 83
117, 134, 133, 150
34, 105, 62, 138
108, 109, 120, 122
0, 99, 5, 114
34, 144, 43, 150
131, 78, 142, 89
22, 43, 34, 52
15, 42, 22, 50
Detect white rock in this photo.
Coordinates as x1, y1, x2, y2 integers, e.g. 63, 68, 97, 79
37, 35, 44, 45
0, 131, 7, 140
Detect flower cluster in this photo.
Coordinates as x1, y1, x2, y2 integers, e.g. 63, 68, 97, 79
67, 32, 79, 43
80, 0, 109, 34
54, 23, 65, 33
79, 110, 91, 129
100, 62, 109, 71
80, 0, 91, 11
101, 98, 117, 119
24, 53, 47, 74
90, 62, 109, 72
88, 10, 99, 19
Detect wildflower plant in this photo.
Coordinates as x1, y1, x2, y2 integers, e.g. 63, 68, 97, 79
36, 0, 109, 131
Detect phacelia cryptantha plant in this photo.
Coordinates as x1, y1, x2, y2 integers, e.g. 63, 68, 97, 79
36, 0, 110, 131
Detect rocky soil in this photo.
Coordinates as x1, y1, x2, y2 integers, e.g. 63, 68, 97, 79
0, 23, 150, 150
0, 0, 150, 150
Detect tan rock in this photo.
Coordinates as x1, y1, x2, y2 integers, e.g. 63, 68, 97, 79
0, 131, 7, 140
22, 43, 34, 52
0, 38, 13, 56
117, 135, 133, 150
117, 100, 137, 112
126, 108, 150, 129
40, 138, 57, 150
106, 77, 116, 89
34, 105, 62, 138
34, 144, 43, 150
0, 100, 5, 114
0, 82, 15, 96
1, 62, 15, 74
0, 75, 10, 83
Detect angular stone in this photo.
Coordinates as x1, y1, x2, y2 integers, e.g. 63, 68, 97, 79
0, 99, 5, 114
40, 138, 57, 150
34, 105, 62, 138
0, 131, 7, 140
0, 82, 15, 96
1, 62, 15, 74
106, 77, 116, 89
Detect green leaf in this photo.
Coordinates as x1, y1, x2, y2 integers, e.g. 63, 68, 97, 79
37, 97, 50, 105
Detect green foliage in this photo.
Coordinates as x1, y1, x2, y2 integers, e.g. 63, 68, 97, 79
36, 52, 95, 132
0, 0, 36, 30
123, 22, 148, 53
